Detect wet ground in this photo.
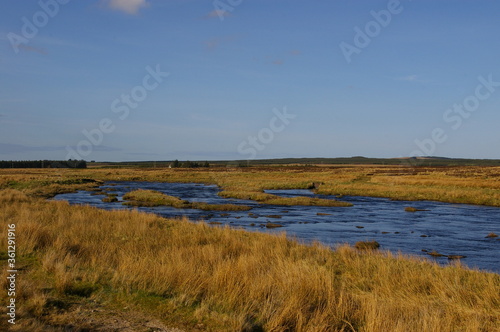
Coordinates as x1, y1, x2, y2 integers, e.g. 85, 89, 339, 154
54, 181, 500, 273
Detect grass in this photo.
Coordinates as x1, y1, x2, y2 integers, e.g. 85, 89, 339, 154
2, 164, 500, 207
123, 189, 189, 207
122, 189, 252, 211
102, 193, 119, 203
0, 189, 499, 331
354, 240, 380, 250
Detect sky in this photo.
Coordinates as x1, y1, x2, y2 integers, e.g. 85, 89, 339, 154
1, 0, 500, 162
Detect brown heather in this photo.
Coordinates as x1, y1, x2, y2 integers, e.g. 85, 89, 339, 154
0, 188, 499, 331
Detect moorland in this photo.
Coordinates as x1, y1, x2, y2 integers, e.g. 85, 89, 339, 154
1, 164, 499, 331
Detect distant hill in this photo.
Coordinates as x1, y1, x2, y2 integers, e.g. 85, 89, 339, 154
92, 157, 500, 168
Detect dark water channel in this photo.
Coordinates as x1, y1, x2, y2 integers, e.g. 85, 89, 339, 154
53, 181, 500, 273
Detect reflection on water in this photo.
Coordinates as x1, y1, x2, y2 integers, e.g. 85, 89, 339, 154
54, 181, 500, 273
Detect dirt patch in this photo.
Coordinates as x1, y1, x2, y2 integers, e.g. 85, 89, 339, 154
40, 299, 185, 332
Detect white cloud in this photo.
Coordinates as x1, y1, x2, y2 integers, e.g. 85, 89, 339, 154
203, 36, 237, 51
394, 75, 431, 84
402, 74, 418, 81
204, 9, 231, 19
104, 0, 149, 15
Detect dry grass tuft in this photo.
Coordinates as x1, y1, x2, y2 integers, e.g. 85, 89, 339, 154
265, 223, 284, 228
102, 196, 118, 203
354, 240, 380, 250
427, 251, 445, 257
219, 190, 353, 207
123, 189, 251, 211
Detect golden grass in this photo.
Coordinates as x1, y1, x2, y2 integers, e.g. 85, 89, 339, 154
354, 241, 380, 250
2, 164, 500, 207
123, 189, 252, 211
218, 190, 353, 207
123, 189, 189, 207
1, 189, 499, 331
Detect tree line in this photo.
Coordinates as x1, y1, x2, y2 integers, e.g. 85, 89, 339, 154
0, 160, 87, 169
171, 160, 210, 168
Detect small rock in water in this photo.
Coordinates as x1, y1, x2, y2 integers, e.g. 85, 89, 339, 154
447, 255, 467, 260
405, 207, 429, 212
266, 223, 284, 228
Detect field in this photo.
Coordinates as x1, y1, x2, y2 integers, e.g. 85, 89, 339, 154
1, 165, 500, 331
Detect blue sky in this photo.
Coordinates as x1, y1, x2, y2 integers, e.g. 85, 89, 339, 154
1, 0, 499, 161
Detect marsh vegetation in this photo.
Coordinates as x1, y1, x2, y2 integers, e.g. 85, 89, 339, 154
123, 189, 252, 211
1, 190, 499, 331
1, 165, 499, 331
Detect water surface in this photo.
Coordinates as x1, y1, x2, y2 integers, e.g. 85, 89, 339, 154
54, 181, 500, 273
